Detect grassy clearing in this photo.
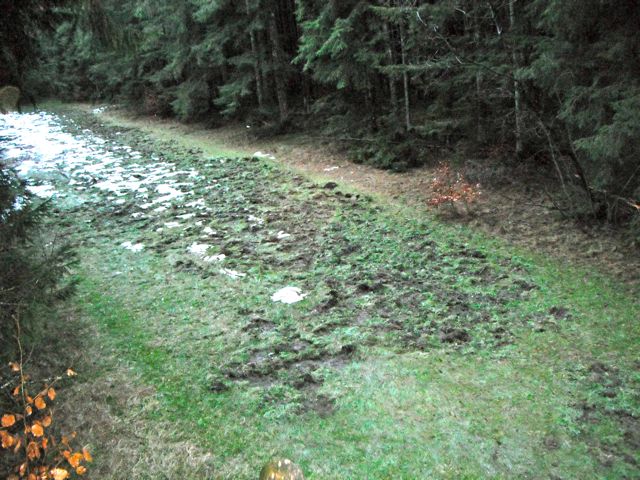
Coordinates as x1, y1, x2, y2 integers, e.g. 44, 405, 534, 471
40, 105, 640, 479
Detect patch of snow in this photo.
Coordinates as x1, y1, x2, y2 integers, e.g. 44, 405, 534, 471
271, 286, 307, 304
12, 196, 27, 211
16, 160, 38, 176
248, 215, 264, 225
27, 184, 56, 198
220, 268, 246, 279
121, 241, 144, 252
154, 184, 187, 203
188, 243, 209, 256
186, 199, 206, 209
253, 151, 276, 160
203, 254, 226, 263
276, 231, 291, 240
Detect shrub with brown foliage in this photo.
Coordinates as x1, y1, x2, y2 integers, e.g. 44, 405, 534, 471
1, 360, 91, 479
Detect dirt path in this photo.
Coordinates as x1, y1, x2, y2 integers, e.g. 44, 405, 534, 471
93, 106, 640, 288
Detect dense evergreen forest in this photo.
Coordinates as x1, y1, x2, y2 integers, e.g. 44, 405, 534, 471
3, 0, 637, 232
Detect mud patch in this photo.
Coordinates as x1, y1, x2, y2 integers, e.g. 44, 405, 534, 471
575, 361, 640, 469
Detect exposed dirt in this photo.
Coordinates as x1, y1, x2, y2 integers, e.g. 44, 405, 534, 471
5, 107, 637, 476
575, 361, 640, 469
21, 107, 561, 418
99, 107, 640, 287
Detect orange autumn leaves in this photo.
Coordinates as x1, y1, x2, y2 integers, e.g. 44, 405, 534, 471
1, 362, 91, 479
428, 163, 481, 208
2, 414, 16, 427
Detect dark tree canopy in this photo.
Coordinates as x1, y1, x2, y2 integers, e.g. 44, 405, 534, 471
0, 0, 76, 85
9, 0, 640, 229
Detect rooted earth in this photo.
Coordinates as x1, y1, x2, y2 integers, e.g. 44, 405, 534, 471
0, 106, 638, 479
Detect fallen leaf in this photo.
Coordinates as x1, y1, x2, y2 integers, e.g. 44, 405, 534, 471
67, 452, 83, 468
1, 414, 16, 427
31, 423, 44, 437
35, 396, 46, 410
50, 468, 70, 480
0, 430, 15, 448
82, 447, 93, 462
27, 441, 41, 460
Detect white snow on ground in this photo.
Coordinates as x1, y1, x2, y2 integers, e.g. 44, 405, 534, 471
188, 243, 210, 256
253, 151, 276, 160
186, 199, 206, 209
248, 215, 264, 225
0, 113, 199, 217
121, 241, 144, 252
204, 254, 226, 263
220, 268, 246, 279
27, 184, 56, 198
0, 113, 305, 293
271, 286, 307, 304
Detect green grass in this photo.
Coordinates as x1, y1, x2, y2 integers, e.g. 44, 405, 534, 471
43, 105, 640, 479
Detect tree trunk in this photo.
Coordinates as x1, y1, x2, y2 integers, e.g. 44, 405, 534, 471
269, 12, 289, 122
383, 21, 399, 121
245, 0, 264, 108
399, 17, 410, 131
509, 0, 523, 157
473, 0, 484, 143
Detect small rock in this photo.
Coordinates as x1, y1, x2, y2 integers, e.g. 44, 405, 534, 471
323, 181, 338, 190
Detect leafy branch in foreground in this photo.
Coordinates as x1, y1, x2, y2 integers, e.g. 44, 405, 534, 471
1, 357, 90, 480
